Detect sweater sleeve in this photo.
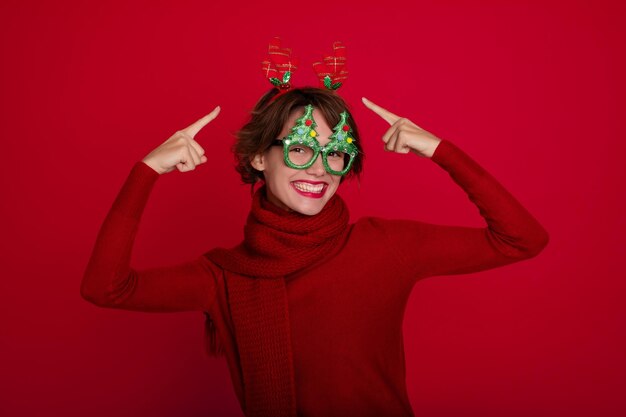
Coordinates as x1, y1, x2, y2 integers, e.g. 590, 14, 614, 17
80, 161, 217, 312
382, 139, 549, 281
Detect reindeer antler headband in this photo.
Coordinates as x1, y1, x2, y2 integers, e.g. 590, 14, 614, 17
260, 37, 358, 176
260, 37, 348, 102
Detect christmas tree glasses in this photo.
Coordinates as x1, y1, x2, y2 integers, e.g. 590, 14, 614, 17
272, 104, 358, 176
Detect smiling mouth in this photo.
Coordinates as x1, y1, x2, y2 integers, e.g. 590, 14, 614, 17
291, 181, 328, 198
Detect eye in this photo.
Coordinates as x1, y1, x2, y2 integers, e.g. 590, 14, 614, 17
290, 146, 306, 154
327, 150, 345, 159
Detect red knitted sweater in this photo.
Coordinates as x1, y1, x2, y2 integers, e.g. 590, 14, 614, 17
81, 139, 549, 417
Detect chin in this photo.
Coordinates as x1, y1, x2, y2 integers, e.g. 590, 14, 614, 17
281, 194, 330, 216
293, 204, 325, 216
287, 183, 339, 216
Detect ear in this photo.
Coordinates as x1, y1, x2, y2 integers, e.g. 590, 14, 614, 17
250, 153, 266, 171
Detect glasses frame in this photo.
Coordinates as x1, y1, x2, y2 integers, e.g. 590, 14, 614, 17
271, 138, 357, 176
269, 104, 358, 176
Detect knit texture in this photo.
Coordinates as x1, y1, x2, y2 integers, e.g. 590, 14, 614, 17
207, 185, 349, 277
204, 186, 350, 417
81, 139, 549, 417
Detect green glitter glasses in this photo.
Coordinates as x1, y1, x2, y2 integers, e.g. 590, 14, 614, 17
272, 104, 358, 176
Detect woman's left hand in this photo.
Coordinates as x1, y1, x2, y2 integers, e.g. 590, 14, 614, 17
362, 97, 442, 158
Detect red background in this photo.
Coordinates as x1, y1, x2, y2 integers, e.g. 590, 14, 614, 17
1, 1, 625, 416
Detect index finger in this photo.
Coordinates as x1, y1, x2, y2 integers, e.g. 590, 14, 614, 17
182, 105, 221, 138
361, 97, 400, 125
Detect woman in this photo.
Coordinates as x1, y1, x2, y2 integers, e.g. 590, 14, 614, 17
81, 85, 549, 417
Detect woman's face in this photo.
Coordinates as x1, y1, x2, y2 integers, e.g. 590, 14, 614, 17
252, 107, 342, 216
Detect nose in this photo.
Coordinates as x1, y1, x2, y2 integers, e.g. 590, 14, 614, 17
305, 154, 326, 176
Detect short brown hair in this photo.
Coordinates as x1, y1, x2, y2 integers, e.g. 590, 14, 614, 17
233, 87, 364, 184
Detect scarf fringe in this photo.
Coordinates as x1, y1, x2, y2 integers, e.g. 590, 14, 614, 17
204, 312, 225, 357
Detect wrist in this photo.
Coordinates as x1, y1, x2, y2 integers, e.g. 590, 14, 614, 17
413, 137, 441, 158
141, 158, 163, 175
426, 138, 442, 158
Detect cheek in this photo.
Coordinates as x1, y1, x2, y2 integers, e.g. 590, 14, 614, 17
264, 163, 297, 187
263, 154, 287, 179
328, 177, 342, 192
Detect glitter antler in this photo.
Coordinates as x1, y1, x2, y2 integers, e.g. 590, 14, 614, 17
313, 41, 348, 90
261, 37, 300, 91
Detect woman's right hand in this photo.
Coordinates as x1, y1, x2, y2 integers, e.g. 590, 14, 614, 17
141, 105, 221, 174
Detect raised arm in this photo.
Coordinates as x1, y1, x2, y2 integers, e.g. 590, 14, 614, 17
361, 97, 549, 280
80, 107, 222, 311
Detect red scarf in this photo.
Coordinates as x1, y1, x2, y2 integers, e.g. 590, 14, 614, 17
204, 185, 350, 417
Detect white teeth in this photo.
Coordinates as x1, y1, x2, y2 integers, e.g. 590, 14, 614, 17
293, 182, 324, 193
